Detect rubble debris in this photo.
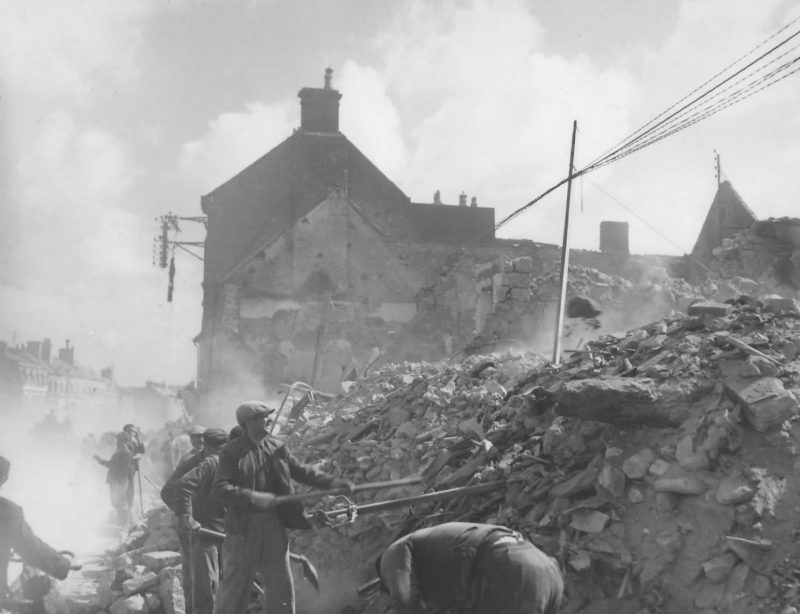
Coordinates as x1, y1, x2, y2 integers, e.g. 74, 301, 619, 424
92, 288, 800, 614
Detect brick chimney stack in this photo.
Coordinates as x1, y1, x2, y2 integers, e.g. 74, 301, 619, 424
298, 68, 342, 133
58, 339, 74, 366
42, 338, 51, 363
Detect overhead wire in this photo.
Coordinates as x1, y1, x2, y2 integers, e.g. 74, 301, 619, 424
595, 41, 800, 161
586, 14, 800, 169
495, 19, 800, 232
583, 22, 800, 172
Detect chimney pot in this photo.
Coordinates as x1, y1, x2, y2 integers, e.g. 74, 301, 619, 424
600, 221, 630, 255
458, 192, 467, 207
433, 190, 442, 205
298, 69, 342, 133
470, 196, 478, 207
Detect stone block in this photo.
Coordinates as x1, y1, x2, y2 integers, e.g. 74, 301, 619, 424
688, 301, 732, 317
654, 472, 707, 495
727, 377, 800, 432
597, 464, 626, 497
763, 295, 800, 314
621, 448, 656, 479
122, 572, 159, 595
143, 551, 182, 572
569, 509, 610, 533
556, 378, 690, 427
675, 435, 709, 470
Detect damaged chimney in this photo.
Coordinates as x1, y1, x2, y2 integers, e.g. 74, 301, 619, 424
459, 192, 467, 207
58, 339, 74, 366
433, 190, 442, 205
600, 221, 630, 255
298, 67, 342, 133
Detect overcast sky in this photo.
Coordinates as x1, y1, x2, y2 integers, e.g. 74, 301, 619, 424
1, 0, 798, 386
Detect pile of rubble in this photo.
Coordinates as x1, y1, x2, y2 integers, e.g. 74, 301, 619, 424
284, 293, 800, 614
74, 508, 187, 614
710, 217, 800, 292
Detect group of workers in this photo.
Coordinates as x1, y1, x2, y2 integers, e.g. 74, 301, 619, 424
157, 400, 564, 614
1, 401, 564, 614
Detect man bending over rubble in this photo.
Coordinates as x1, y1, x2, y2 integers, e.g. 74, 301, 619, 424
0, 456, 75, 599
211, 401, 352, 614
376, 522, 563, 614
173, 428, 228, 614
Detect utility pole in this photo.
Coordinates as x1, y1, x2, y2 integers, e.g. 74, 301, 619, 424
552, 120, 578, 366
715, 150, 721, 187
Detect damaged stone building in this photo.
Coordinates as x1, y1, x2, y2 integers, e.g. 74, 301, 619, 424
195, 71, 762, 398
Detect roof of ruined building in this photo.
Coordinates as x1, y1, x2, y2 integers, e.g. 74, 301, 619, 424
201, 130, 497, 283
691, 180, 758, 258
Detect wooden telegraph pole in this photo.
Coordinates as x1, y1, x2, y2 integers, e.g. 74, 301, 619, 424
552, 121, 579, 366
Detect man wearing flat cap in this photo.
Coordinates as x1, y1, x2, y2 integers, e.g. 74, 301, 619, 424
161, 428, 217, 614
212, 401, 352, 614
173, 429, 229, 614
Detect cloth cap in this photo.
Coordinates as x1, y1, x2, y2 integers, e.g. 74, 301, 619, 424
202, 428, 228, 447
187, 425, 206, 436
229, 425, 244, 440
235, 401, 275, 426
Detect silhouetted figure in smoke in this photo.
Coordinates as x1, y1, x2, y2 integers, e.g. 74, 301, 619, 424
0, 456, 74, 598
94, 434, 136, 525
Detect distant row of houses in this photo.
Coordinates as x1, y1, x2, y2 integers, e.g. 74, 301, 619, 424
0, 338, 117, 410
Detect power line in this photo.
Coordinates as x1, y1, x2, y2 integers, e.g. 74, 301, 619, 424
588, 15, 800, 169
496, 20, 800, 232
585, 24, 800, 171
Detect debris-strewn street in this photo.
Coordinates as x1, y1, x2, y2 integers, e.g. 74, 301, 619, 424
54, 292, 800, 614
5, 7, 800, 614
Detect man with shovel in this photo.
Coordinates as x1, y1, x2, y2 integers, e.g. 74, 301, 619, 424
211, 401, 353, 614
173, 428, 228, 614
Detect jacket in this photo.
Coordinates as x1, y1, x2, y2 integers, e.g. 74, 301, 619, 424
0, 497, 70, 596
174, 454, 225, 532
160, 450, 206, 513
211, 435, 335, 533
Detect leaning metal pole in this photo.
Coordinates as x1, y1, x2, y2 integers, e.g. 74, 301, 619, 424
552, 120, 578, 366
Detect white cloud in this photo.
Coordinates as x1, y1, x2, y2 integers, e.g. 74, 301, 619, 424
338, 61, 408, 180
178, 101, 295, 192
0, 0, 155, 105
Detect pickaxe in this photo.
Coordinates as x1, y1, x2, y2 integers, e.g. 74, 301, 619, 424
196, 528, 320, 592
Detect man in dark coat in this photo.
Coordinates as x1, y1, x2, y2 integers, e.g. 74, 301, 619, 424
94, 434, 136, 525
0, 457, 73, 598
173, 429, 228, 614
376, 522, 563, 614
161, 428, 222, 614
211, 401, 352, 614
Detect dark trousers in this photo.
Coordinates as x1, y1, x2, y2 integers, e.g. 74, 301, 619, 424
189, 533, 220, 614
472, 540, 563, 614
178, 528, 194, 614
213, 511, 294, 614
